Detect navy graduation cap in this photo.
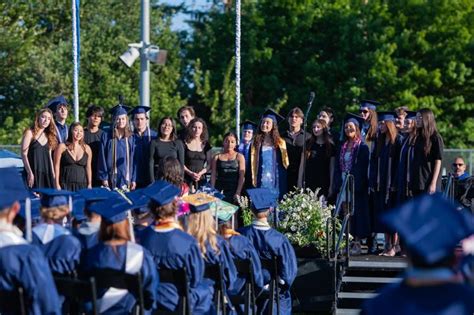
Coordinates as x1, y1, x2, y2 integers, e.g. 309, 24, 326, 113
34, 188, 74, 208
377, 111, 396, 122
344, 113, 365, 128
129, 106, 151, 116
405, 111, 417, 120
19, 198, 41, 220
143, 180, 180, 207
72, 195, 87, 221
241, 120, 258, 131
88, 196, 132, 223
126, 188, 152, 213
360, 99, 380, 111
0, 167, 30, 209
262, 108, 285, 125
110, 104, 131, 118
46, 95, 69, 113
246, 188, 278, 212
78, 188, 116, 205
381, 193, 474, 265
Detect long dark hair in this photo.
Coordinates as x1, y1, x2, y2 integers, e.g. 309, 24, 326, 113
253, 118, 282, 149
417, 108, 439, 156
158, 156, 184, 187
66, 122, 86, 151
27, 108, 58, 150
306, 119, 333, 158
157, 116, 177, 141
185, 118, 209, 144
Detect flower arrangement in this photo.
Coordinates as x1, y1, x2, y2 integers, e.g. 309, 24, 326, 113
235, 195, 253, 226
278, 188, 336, 256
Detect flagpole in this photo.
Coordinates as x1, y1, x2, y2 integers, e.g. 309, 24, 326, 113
72, 0, 80, 122
235, 0, 241, 142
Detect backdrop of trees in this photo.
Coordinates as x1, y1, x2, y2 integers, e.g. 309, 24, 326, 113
1, 0, 473, 147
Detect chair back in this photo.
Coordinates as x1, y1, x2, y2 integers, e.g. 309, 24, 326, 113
54, 276, 98, 315
155, 267, 191, 315
0, 287, 27, 315
205, 263, 226, 315
260, 256, 280, 315
231, 259, 256, 314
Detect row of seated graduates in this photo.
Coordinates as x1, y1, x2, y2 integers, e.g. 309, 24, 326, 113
4, 173, 297, 314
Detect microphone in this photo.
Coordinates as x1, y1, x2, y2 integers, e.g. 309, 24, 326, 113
301, 92, 315, 189
305, 92, 315, 120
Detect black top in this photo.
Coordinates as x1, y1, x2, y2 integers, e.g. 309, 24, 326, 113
84, 128, 104, 186
409, 133, 444, 192
27, 139, 54, 189
215, 155, 240, 202
184, 142, 212, 185
283, 129, 311, 190
60, 150, 88, 191
177, 128, 187, 142
305, 141, 335, 196
149, 139, 185, 182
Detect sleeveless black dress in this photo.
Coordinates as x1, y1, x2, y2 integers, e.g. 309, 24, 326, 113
215, 156, 240, 203
184, 142, 211, 188
27, 139, 54, 188
60, 150, 88, 191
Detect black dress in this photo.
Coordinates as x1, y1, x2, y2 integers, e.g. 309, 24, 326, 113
184, 142, 212, 188
215, 156, 240, 203
283, 130, 311, 191
305, 142, 335, 197
27, 139, 54, 189
60, 150, 88, 191
84, 128, 104, 187
149, 139, 185, 182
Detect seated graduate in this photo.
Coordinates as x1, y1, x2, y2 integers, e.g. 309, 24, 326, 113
138, 181, 214, 313
238, 188, 297, 315
218, 217, 264, 314
31, 188, 82, 276
83, 196, 158, 314
0, 167, 61, 315
125, 189, 154, 244
186, 195, 238, 313
74, 188, 118, 250
362, 193, 474, 315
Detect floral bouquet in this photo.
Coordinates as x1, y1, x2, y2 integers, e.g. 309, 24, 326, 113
278, 188, 336, 256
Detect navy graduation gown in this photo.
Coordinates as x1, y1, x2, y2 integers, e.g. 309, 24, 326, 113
0, 229, 61, 315
98, 131, 136, 189
238, 224, 297, 315
32, 223, 81, 275
362, 281, 474, 315
333, 142, 371, 238
133, 128, 158, 187
395, 135, 414, 204
139, 226, 214, 314
55, 121, 68, 144
82, 242, 158, 314
73, 221, 100, 250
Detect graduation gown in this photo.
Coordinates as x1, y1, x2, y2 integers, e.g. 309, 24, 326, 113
98, 131, 136, 189
133, 128, 157, 188
333, 142, 371, 238
238, 223, 297, 315
0, 228, 61, 315
139, 226, 214, 314
362, 281, 474, 315
395, 136, 414, 204
82, 241, 158, 314
32, 223, 81, 275
73, 221, 100, 250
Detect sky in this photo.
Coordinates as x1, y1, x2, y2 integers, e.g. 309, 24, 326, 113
160, 0, 213, 31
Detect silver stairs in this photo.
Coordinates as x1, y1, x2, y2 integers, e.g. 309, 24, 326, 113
335, 255, 407, 315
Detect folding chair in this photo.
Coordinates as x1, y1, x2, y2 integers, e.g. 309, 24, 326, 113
0, 287, 27, 315
92, 268, 145, 315
154, 266, 191, 315
260, 256, 280, 315
204, 263, 226, 315
54, 275, 98, 315
229, 259, 256, 315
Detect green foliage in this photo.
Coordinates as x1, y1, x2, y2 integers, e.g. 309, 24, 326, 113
236, 195, 253, 226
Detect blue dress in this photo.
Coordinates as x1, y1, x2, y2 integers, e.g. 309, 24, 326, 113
362, 281, 474, 315
0, 229, 61, 315
139, 226, 214, 314
32, 223, 81, 275
82, 241, 158, 314
238, 223, 297, 315
98, 131, 136, 189
133, 128, 157, 188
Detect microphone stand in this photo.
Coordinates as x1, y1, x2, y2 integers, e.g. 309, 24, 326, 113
301, 92, 315, 189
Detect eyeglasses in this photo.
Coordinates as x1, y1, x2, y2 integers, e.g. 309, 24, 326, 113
359, 110, 369, 114
452, 163, 464, 167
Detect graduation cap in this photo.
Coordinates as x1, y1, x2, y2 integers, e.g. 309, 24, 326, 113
126, 189, 152, 213
0, 167, 30, 209
110, 104, 131, 118
34, 188, 74, 208
182, 193, 217, 213
19, 198, 41, 220
381, 193, 474, 265
377, 111, 396, 122
360, 99, 380, 111
344, 113, 365, 128
71, 195, 87, 222
78, 188, 117, 206
262, 108, 285, 125
241, 120, 258, 131
246, 188, 278, 212
88, 196, 132, 224
142, 180, 180, 207
405, 111, 417, 120
129, 106, 151, 116
46, 95, 69, 113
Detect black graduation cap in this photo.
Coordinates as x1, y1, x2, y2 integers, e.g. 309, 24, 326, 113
344, 113, 365, 128
262, 108, 285, 125
46, 95, 69, 113
381, 193, 474, 265
129, 106, 151, 116
246, 188, 278, 212
241, 120, 258, 131
377, 111, 396, 122
360, 99, 380, 111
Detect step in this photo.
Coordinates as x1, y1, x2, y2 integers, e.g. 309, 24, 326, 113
348, 260, 407, 270
338, 292, 378, 299
342, 276, 402, 283
336, 308, 361, 315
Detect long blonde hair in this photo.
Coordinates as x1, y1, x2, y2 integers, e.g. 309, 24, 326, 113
40, 205, 69, 223
187, 211, 220, 257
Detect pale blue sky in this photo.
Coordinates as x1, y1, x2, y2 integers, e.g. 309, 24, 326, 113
160, 0, 212, 31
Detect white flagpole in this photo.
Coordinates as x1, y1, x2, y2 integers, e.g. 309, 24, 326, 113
235, 0, 241, 142
72, 0, 80, 122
